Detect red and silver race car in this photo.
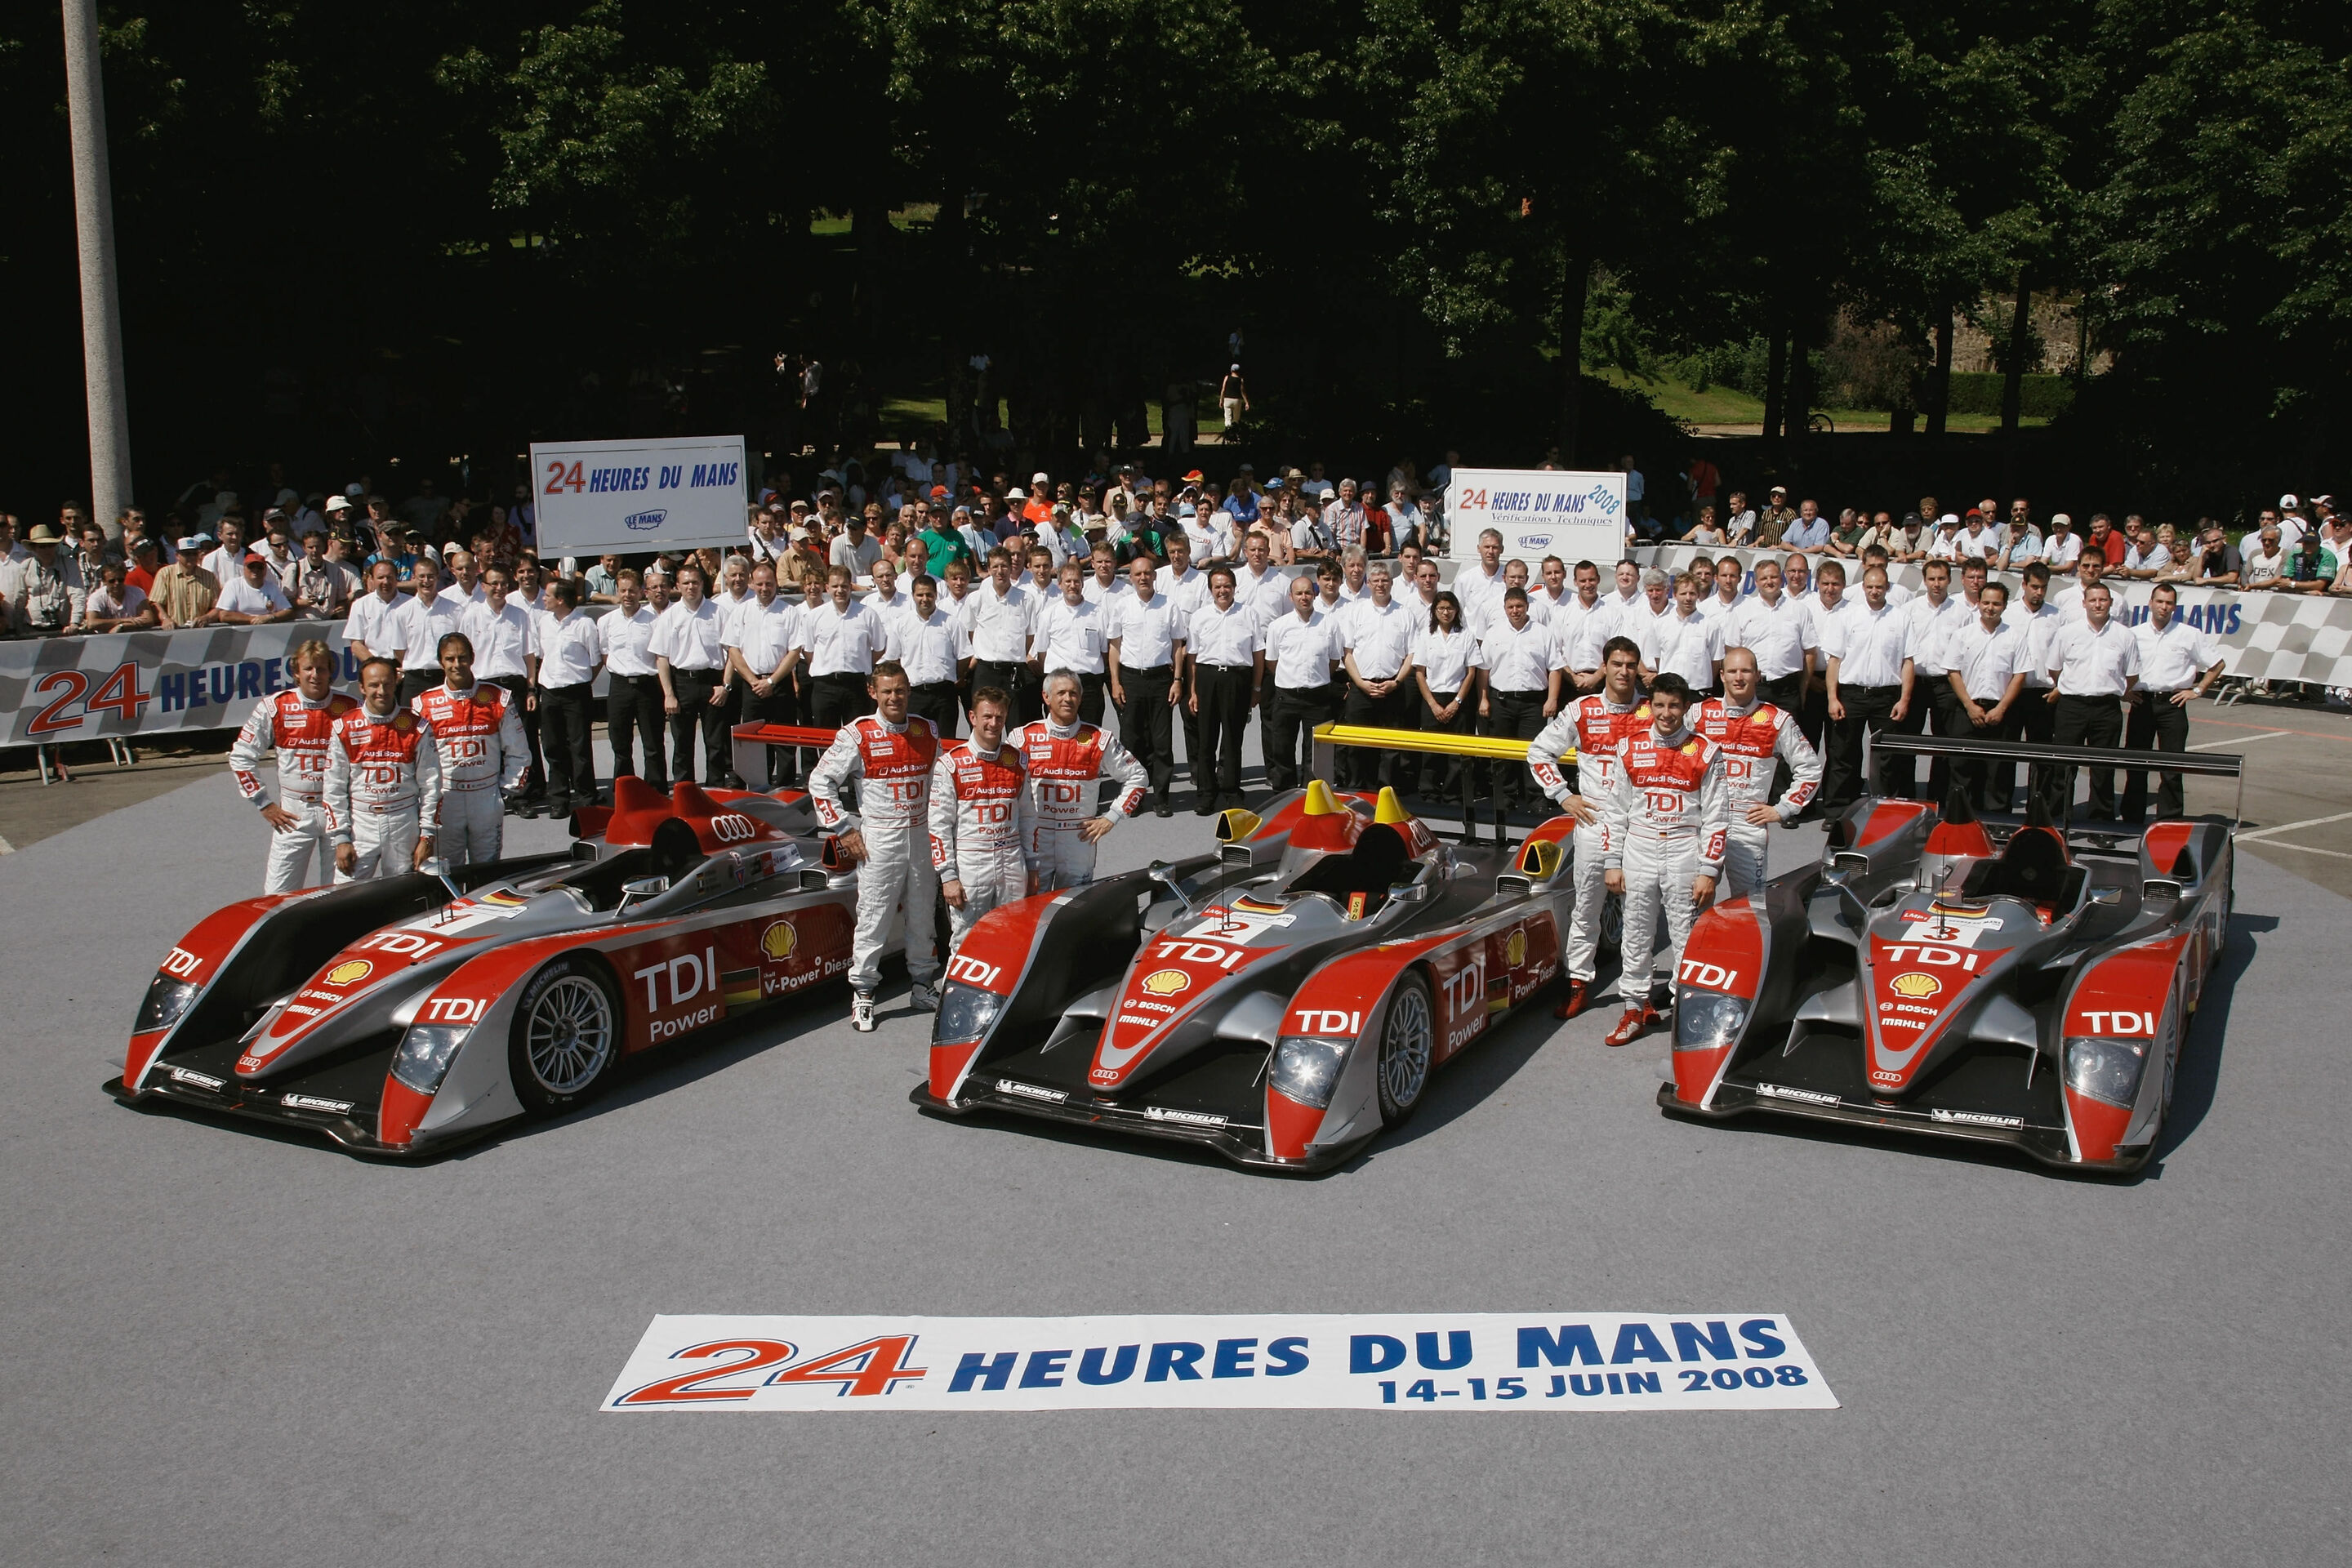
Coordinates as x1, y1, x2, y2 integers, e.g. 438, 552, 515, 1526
112, 774, 898, 1156
1660, 734, 2243, 1173
915, 782, 1575, 1171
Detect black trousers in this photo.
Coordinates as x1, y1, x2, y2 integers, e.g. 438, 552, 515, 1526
1940, 692, 2018, 813
1117, 665, 1176, 798
2121, 693, 2194, 821
608, 672, 668, 791
970, 660, 1031, 724
1262, 683, 1335, 795
909, 681, 960, 740
1884, 678, 1928, 799
742, 677, 800, 786
807, 670, 870, 729
539, 681, 596, 805
1194, 666, 1254, 800
399, 668, 438, 708
489, 675, 541, 798
2013, 686, 2056, 813
1071, 670, 1107, 728
1925, 679, 1967, 804
666, 668, 728, 785
1341, 682, 1419, 788
1419, 689, 1477, 817
1824, 684, 1903, 808
2051, 693, 2126, 821
1484, 688, 1548, 811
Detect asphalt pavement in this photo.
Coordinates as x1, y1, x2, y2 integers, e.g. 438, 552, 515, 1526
1, 736, 2345, 1567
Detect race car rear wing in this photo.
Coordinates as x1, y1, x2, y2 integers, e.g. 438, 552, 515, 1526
1864, 731, 2246, 827
1308, 721, 1552, 786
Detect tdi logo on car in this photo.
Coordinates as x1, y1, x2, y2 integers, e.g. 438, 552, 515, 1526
634, 945, 724, 1041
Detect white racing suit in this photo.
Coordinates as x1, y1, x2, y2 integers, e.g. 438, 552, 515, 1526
324, 706, 443, 881
1603, 723, 1730, 1008
230, 689, 360, 892
929, 740, 1035, 951
1692, 695, 1821, 898
1526, 692, 1650, 982
809, 715, 942, 993
413, 683, 530, 866
1011, 718, 1150, 892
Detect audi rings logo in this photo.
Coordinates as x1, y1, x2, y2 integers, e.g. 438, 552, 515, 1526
324, 960, 373, 987
1891, 972, 1941, 1000
622, 508, 669, 532
1140, 969, 1191, 996
760, 920, 799, 961
709, 813, 757, 844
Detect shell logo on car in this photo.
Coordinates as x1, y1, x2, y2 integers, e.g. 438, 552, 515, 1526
1141, 969, 1191, 996
760, 920, 799, 961
1506, 929, 1527, 968
1891, 972, 1940, 1000
324, 960, 373, 987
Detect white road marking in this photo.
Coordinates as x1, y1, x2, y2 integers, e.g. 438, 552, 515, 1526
0, 833, 11, 853
2189, 729, 2286, 751
2244, 840, 2352, 861
2237, 808, 2352, 844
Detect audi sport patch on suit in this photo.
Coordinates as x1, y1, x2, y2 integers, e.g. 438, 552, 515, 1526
604, 1313, 1838, 1411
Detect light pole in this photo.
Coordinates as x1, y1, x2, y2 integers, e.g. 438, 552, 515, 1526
61, 0, 134, 542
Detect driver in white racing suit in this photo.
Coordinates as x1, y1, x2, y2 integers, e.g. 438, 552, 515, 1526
929, 684, 1036, 952
412, 631, 530, 866
1525, 635, 1650, 1021
1012, 669, 1150, 892
808, 660, 943, 1031
327, 657, 443, 880
1600, 670, 1729, 1046
229, 638, 359, 892
1692, 644, 1821, 898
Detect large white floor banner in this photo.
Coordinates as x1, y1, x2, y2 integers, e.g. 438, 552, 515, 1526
603, 1312, 1838, 1412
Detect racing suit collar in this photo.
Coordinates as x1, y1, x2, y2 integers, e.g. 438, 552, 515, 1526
440, 679, 478, 698
1650, 719, 1695, 745
1717, 695, 1763, 718
874, 714, 908, 736
361, 702, 401, 723
1045, 718, 1085, 740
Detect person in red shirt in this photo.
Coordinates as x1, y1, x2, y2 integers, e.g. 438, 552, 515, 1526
125, 536, 162, 595
2086, 513, 2128, 567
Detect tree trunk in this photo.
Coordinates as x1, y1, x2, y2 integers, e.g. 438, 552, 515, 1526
1925, 308, 1953, 439
2000, 276, 2031, 438
1786, 309, 1815, 452
1557, 252, 1592, 465
1761, 327, 1788, 449
935, 187, 970, 448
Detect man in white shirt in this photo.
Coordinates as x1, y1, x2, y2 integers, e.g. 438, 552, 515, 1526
1651, 572, 1725, 695
2041, 514, 2084, 570
650, 564, 733, 786
1728, 556, 1815, 717
2121, 583, 2225, 821
437, 548, 488, 612
2046, 582, 2140, 821
1456, 528, 1509, 629
1107, 555, 1183, 816
394, 560, 460, 708
1233, 532, 1291, 629
1185, 566, 1266, 812
962, 546, 1040, 724
1897, 559, 1967, 800
1029, 561, 1110, 725
215, 551, 296, 626
1554, 560, 1613, 693
598, 568, 669, 791
1338, 561, 1417, 789
1943, 580, 2032, 811
862, 556, 915, 622
344, 560, 407, 666
1820, 564, 1915, 809
1258, 575, 1343, 795
892, 573, 964, 740
1953, 510, 2002, 562
723, 561, 804, 781
533, 578, 605, 811
2121, 518, 2172, 580
1478, 586, 1560, 824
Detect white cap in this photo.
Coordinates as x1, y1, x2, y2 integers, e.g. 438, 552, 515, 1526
2280, 492, 2301, 509
2051, 512, 2072, 527
1939, 514, 1959, 527
1006, 487, 1027, 500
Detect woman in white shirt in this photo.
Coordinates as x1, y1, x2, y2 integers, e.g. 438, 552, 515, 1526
1403, 590, 1486, 834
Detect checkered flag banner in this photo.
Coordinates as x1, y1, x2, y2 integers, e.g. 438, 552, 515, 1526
1636, 546, 2352, 688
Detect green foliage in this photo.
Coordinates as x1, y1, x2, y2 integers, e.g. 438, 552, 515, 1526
1944, 372, 2074, 419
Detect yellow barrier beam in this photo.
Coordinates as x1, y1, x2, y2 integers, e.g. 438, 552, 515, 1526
1309, 722, 1576, 764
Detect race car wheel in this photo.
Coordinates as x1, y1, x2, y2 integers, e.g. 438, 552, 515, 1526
509, 957, 621, 1115
1600, 890, 1624, 955
1377, 974, 1436, 1126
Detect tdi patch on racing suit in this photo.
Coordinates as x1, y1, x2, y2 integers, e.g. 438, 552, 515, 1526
324, 706, 443, 882
413, 683, 530, 866
808, 714, 942, 993
230, 688, 361, 893
1692, 695, 1821, 898
929, 739, 1034, 951
1526, 692, 1650, 982
1011, 719, 1150, 892
1603, 723, 1729, 1004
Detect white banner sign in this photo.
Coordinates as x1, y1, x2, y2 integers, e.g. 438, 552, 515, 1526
531, 434, 748, 556
1447, 468, 1628, 569
602, 1312, 1837, 1412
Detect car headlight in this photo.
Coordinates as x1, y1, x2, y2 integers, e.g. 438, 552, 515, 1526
2063, 1036, 2147, 1108
1675, 991, 1748, 1050
933, 983, 1004, 1045
135, 975, 202, 1035
391, 1025, 471, 1095
1271, 1037, 1349, 1108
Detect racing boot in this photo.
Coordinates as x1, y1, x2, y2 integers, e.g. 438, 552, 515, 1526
851, 991, 878, 1032
909, 983, 940, 1013
1553, 978, 1592, 1021
1604, 1002, 1658, 1047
